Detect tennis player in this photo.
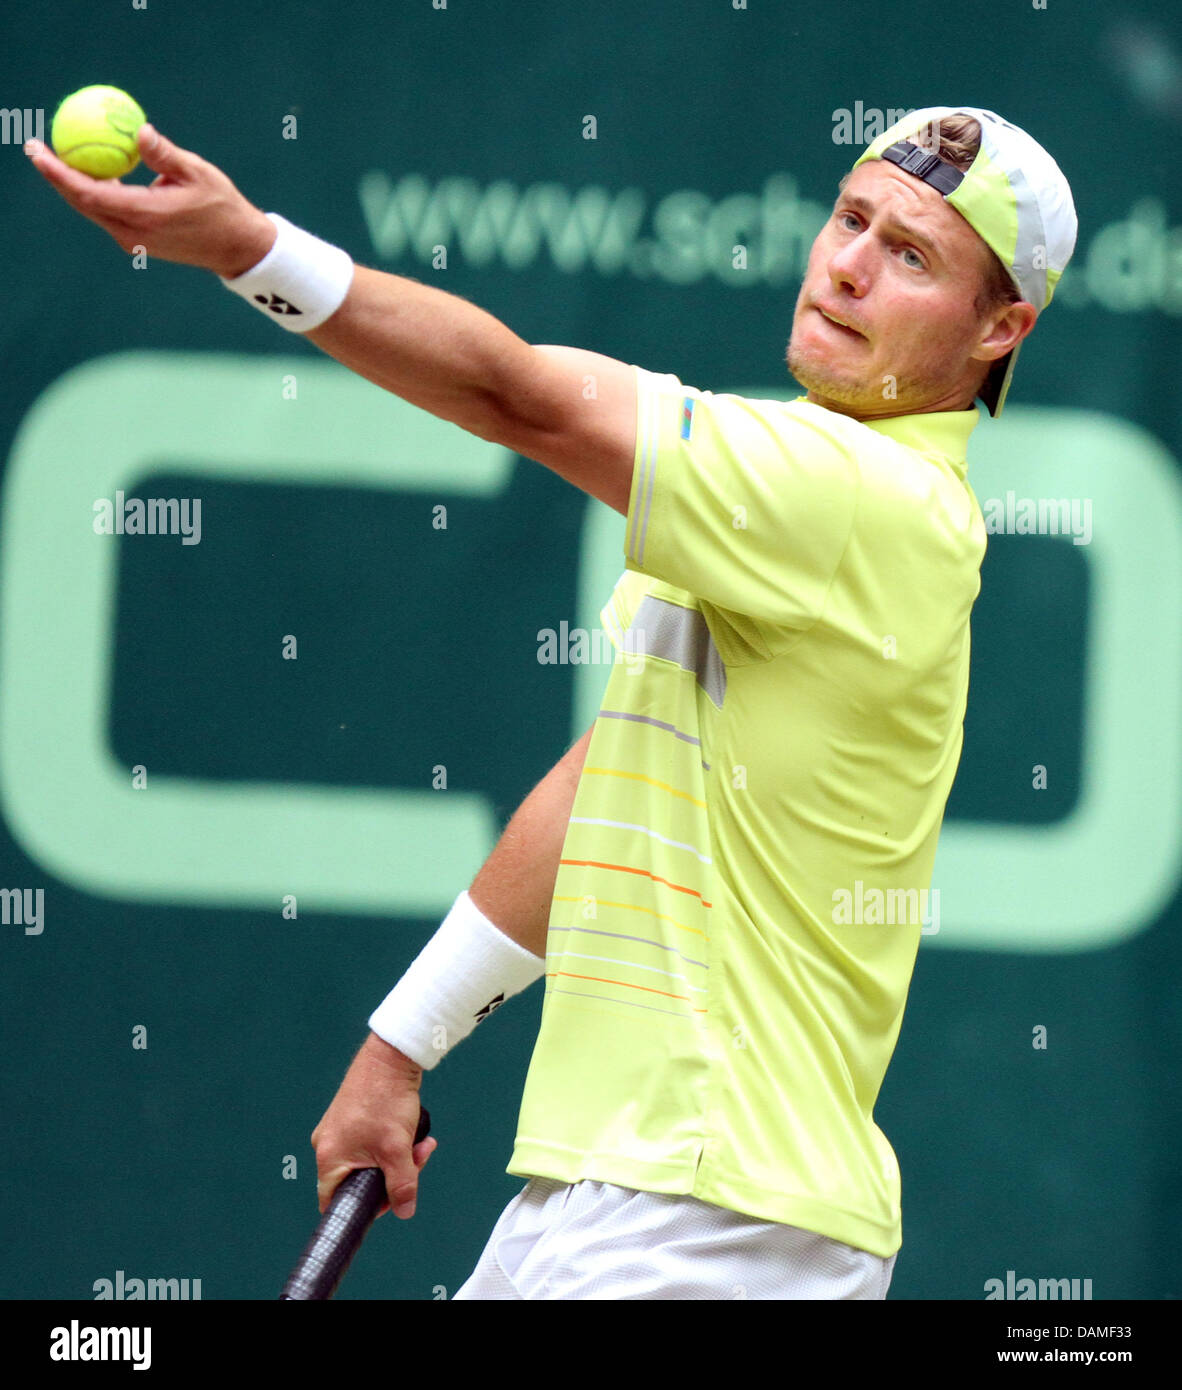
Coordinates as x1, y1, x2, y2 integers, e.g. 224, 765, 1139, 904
27, 104, 1076, 1299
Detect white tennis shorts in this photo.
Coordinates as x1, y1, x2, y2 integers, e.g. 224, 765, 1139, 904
451, 1177, 897, 1300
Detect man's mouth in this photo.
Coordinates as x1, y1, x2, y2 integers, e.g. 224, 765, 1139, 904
815, 305, 866, 339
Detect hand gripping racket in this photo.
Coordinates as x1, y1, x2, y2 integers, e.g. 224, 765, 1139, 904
279, 1106, 431, 1300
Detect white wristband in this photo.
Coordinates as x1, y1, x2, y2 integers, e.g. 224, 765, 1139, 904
368, 891, 545, 1070
218, 212, 354, 331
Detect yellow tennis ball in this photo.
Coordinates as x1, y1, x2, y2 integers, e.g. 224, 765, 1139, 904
51, 85, 146, 179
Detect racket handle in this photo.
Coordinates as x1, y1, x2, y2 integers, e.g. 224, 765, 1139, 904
278, 1106, 431, 1301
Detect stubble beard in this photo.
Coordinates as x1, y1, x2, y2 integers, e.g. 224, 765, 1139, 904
785, 334, 877, 410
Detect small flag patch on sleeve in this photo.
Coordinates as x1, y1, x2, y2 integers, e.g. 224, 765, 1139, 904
680, 396, 695, 440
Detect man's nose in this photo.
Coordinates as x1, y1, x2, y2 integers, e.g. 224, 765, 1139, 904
827, 236, 871, 295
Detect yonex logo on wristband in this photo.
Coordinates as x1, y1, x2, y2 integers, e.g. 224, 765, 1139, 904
252, 292, 303, 316
475, 992, 506, 1022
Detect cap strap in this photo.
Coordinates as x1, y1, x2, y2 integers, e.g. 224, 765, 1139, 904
880, 140, 965, 196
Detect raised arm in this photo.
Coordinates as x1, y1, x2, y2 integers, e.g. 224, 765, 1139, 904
25, 125, 638, 514
311, 272, 639, 514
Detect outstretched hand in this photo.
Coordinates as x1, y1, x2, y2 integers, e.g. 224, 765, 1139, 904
25, 122, 278, 279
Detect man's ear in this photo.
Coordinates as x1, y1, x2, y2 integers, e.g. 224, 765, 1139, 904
973, 300, 1037, 366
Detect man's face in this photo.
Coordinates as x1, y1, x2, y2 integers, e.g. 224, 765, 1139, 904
786, 159, 1019, 418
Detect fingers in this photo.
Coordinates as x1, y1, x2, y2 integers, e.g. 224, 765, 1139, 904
134, 123, 197, 181
24, 137, 153, 223
384, 1135, 439, 1221
385, 1167, 421, 1221
415, 1136, 439, 1168
25, 124, 263, 273
314, 1137, 437, 1219
24, 123, 203, 218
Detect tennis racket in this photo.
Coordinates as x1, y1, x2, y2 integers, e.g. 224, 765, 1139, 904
279, 1106, 431, 1300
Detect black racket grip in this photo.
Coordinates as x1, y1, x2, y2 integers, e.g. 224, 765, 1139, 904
278, 1106, 431, 1301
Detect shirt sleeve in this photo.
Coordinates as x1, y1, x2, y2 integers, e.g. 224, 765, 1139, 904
624, 366, 859, 630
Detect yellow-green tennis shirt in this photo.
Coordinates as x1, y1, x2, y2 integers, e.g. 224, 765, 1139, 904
508, 366, 986, 1257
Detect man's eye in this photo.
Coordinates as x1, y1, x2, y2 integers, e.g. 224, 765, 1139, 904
839, 212, 860, 229
902, 248, 925, 268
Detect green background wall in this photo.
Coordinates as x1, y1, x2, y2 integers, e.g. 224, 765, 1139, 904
1, 0, 1179, 1299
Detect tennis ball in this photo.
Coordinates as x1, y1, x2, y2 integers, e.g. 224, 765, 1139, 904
51, 85, 146, 179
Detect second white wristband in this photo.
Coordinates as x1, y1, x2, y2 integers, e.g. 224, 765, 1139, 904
368, 891, 546, 1071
